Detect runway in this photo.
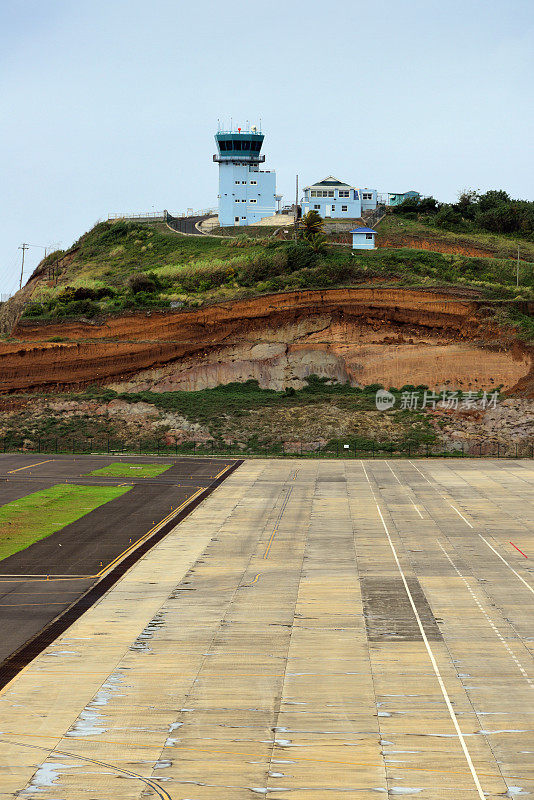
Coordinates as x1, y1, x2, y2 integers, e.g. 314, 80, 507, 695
0, 458, 533, 799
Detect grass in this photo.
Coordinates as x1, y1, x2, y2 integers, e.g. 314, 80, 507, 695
87, 462, 172, 478
20, 218, 534, 339
378, 215, 534, 261
0, 483, 131, 562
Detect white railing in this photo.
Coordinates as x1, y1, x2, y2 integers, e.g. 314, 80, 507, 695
107, 208, 217, 222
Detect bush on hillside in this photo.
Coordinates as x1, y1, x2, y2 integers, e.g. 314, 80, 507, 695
127, 272, 161, 294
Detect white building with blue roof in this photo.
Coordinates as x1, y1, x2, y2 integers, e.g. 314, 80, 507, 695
350, 226, 377, 250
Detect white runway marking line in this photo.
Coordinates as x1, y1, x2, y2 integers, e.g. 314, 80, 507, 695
408, 460, 534, 596
385, 461, 424, 518
438, 541, 534, 688
361, 461, 487, 800
478, 533, 534, 597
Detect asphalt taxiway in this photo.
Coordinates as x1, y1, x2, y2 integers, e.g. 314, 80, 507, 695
0, 455, 237, 670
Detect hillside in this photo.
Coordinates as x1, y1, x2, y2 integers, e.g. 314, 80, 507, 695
12, 217, 533, 331
0, 212, 532, 453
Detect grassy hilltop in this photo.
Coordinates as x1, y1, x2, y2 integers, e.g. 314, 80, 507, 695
22, 218, 532, 321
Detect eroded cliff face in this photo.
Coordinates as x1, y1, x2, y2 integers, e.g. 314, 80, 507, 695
1, 287, 532, 395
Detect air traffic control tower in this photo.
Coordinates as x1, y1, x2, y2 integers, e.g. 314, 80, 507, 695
214, 125, 277, 227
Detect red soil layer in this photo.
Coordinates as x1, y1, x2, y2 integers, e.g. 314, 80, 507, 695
0, 287, 531, 395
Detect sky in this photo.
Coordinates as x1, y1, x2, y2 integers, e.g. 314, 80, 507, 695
1, 0, 533, 295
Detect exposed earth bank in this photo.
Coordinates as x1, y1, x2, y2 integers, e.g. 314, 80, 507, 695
1, 287, 532, 395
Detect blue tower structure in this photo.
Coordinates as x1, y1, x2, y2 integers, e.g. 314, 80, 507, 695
214, 125, 277, 227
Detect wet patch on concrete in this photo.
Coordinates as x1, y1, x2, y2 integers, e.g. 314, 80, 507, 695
360, 576, 442, 642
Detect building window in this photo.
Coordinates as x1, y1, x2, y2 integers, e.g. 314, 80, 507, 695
242, 181, 247, 184
366, 233, 373, 239
314, 204, 320, 209
338, 190, 349, 198
331, 205, 335, 212
235, 217, 239, 222
363, 193, 373, 200
241, 216, 246, 219
249, 199, 257, 203
328, 191, 334, 197
250, 180, 257, 185
235, 181, 240, 185
341, 205, 348, 212
311, 191, 317, 197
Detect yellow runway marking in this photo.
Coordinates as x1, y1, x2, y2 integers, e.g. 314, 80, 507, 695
7, 459, 53, 474
95, 477, 220, 577
242, 573, 260, 587
0, 602, 70, 607
0, 734, 522, 784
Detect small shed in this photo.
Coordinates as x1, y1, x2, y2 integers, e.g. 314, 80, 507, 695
350, 226, 377, 250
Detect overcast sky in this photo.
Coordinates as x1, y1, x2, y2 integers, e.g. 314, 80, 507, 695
1, 0, 532, 295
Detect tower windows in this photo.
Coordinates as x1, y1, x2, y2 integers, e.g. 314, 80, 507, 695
341, 205, 348, 212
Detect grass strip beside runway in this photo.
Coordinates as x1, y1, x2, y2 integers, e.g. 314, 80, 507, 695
86, 462, 171, 478
0, 484, 131, 561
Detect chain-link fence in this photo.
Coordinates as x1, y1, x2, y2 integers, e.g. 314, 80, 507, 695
1, 437, 532, 459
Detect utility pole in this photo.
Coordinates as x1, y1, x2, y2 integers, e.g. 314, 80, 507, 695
18, 243, 29, 290
294, 174, 299, 243
517, 244, 520, 288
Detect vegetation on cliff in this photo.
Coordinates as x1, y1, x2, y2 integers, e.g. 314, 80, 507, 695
391, 188, 534, 240
21, 216, 534, 323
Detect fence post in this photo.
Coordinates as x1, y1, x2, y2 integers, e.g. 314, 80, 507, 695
107, 436, 110, 454
497, 442, 500, 458
55, 438, 58, 454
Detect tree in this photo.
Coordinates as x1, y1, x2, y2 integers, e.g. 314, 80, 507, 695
307, 233, 328, 254
300, 210, 324, 238
477, 189, 511, 211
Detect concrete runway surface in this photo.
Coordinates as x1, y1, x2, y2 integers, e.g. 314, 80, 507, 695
0, 458, 533, 799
